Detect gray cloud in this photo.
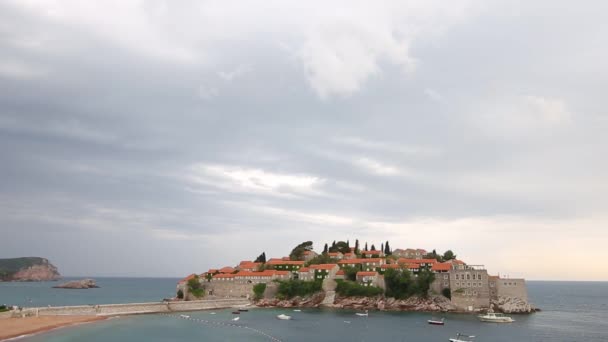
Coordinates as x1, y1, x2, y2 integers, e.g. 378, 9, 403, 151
1, 0, 607, 280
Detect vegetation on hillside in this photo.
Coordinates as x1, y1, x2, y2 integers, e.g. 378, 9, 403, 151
335, 280, 383, 297
275, 279, 322, 299
0, 257, 55, 280
253, 283, 267, 300
187, 275, 205, 298
289, 241, 313, 261
384, 268, 436, 299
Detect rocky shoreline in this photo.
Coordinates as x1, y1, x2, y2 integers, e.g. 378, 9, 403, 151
256, 293, 537, 314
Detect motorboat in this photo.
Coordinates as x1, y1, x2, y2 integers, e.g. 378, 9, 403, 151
478, 312, 514, 323
180, 314, 190, 319
428, 317, 445, 325
449, 333, 475, 342
293, 309, 302, 312
355, 310, 369, 317
238, 308, 249, 312
231, 311, 240, 314
232, 316, 240, 321
277, 314, 292, 320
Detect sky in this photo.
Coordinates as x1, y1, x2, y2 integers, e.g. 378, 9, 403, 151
1, 0, 607, 281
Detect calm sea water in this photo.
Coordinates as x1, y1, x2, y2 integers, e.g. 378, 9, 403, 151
1, 280, 606, 342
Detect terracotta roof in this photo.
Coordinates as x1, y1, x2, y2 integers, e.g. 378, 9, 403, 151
219, 266, 235, 273
361, 250, 382, 254
336, 270, 345, 275
356, 271, 378, 277
431, 263, 452, 272
397, 258, 437, 265
299, 267, 310, 272
338, 258, 383, 264
273, 271, 290, 275
213, 273, 235, 279
178, 273, 197, 284
238, 262, 261, 269
207, 269, 218, 274
310, 264, 338, 270
235, 271, 275, 277
282, 257, 291, 261
266, 258, 305, 265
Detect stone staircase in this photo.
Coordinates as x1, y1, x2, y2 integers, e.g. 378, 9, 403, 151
321, 291, 336, 306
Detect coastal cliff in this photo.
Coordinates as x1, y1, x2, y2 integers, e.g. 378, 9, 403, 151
256, 293, 456, 312
0, 257, 61, 281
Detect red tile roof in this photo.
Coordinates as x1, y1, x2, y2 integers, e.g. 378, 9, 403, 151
235, 271, 275, 277
219, 266, 235, 273
282, 257, 291, 261
310, 264, 338, 270
338, 258, 383, 264
213, 273, 235, 279
361, 250, 383, 254
431, 263, 452, 272
267, 258, 305, 265
178, 273, 197, 284
299, 267, 310, 272
356, 271, 378, 277
336, 270, 345, 275
397, 258, 437, 265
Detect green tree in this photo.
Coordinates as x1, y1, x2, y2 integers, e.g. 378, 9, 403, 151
323, 243, 328, 254
364, 242, 368, 251
341, 265, 360, 281
290, 241, 313, 261
355, 239, 360, 254
276, 279, 322, 299
187, 276, 205, 298
254, 252, 266, 263
253, 283, 267, 300
384, 241, 391, 255
335, 280, 383, 297
381, 243, 384, 253
443, 250, 456, 261
176, 289, 184, 299
442, 288, 451, 299
371, 244, 376, 251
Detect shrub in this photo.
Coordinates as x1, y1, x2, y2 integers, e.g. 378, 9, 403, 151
253, 283, 267, 300
177, 289, 184, 299
384, 268, 436, 299
335, 280, 383, 297
188, 276, 205, 298
276, 279, 322, 299
442, 288, 451, 299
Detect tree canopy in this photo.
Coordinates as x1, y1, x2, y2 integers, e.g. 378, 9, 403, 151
289, 241, 313, 260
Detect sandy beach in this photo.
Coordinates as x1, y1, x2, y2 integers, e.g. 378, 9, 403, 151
0, 316, 107, 341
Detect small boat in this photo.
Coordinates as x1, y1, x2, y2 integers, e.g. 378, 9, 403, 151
232, 316, 240, 321
449, 333, 475, 342
355, 310, 369, 317
478, 312, 514, 323
238, 308, 249, 312
293, 309, 302, 312
231, 311, 241, 314
428, 317, 445, 325
209, 312, 216, 315
277, 314, 292, 320
180, 314, 190, 319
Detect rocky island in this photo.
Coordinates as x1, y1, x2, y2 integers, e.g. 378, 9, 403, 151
0, 257, 61, 281
177, 239, 536, 314
53, 279, 99, 289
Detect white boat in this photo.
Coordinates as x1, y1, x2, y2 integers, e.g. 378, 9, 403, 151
449, 333, 475, 342
293, 309, 302, 312
355, 310, 369, 317
180, 315, 190, 319
232, 316, 240, 321
428, 317, 445, 325
478, 312, 514, 323
277, 314, 292, 320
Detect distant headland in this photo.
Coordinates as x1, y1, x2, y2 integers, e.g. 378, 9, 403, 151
0, 257, 61, 282
177, 240, 535, 314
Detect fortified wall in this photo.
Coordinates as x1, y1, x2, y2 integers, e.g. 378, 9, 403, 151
14, 298, 250, 317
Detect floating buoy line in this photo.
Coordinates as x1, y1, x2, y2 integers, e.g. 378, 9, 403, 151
163, 313, 283, 342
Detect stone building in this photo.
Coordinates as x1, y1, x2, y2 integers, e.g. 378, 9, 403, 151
448, 265, 490, 311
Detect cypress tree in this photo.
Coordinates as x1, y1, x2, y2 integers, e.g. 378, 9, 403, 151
385, 241, 391, 255
371, 244, 376, 251
381, 243, 384, 254
355, 239, 360, 253
364, 242, 368, 251
323, 243, 328, 254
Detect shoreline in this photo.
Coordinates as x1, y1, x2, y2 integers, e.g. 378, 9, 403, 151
0, 316, 108, 341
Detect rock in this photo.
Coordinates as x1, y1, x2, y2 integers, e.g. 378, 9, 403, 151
53, 279, 99, 289
492, 296, 534, 313
0, 257, 61, 281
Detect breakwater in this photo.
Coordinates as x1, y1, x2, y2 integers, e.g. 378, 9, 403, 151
17, 299, 250, 317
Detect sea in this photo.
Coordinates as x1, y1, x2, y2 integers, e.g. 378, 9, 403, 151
1, 279, 606, 342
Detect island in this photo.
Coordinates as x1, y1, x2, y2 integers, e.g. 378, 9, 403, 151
176, 240, 535, 314
53, 279, 99, 289
0, 257, 61, 282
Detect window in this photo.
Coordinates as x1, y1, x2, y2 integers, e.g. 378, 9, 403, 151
444, 275, 448, 280
444, 282, 449, 286
467, 274, 470, 280
467, 282, 471, 287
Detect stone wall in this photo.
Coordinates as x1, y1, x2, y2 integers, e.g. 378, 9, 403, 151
20, 299, 249, 317
495, 278, 528, 301
449, 268, 490, 311
205, 282, 254, 299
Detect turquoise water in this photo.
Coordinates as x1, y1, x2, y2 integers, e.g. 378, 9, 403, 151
1, 280, 606, 341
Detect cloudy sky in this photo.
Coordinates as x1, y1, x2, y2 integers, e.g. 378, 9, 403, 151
1, 0, 607, 281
